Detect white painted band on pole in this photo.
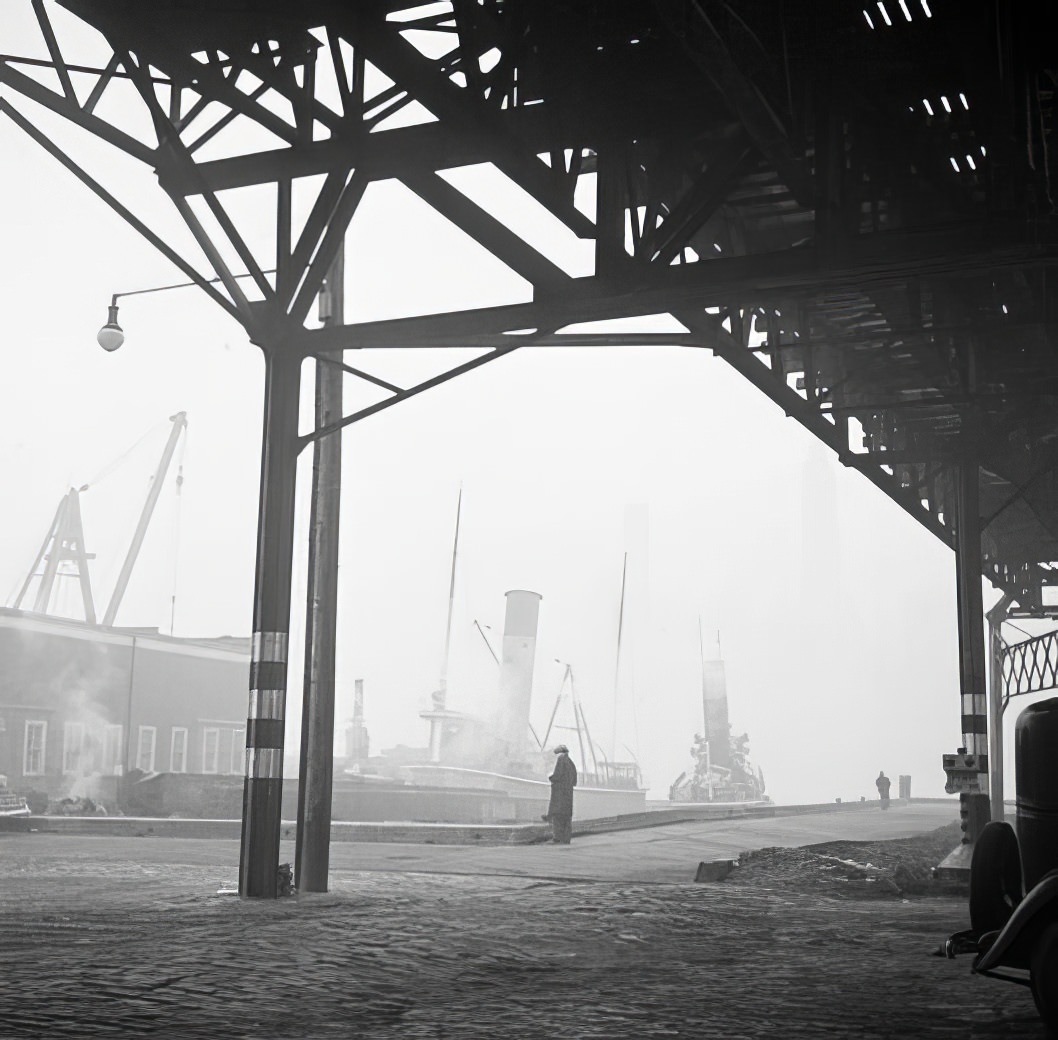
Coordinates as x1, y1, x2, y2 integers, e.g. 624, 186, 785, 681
248, 689, 286, 720
961, 732, 989, 756
252, 631, 288, 663
245, 746, 283, 779
962, 693, 987, 715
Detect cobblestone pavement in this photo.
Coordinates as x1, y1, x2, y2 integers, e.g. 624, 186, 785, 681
0, 835, 1045, 1039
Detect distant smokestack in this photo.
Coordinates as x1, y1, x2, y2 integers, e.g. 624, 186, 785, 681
496, 590, 542, 759
353, 678, 364, 734
345, 678, 369, 765
702, 647, 731, 769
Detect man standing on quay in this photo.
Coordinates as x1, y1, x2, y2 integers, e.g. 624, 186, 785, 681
876, 770, 891, 810
544, 745, 578, 844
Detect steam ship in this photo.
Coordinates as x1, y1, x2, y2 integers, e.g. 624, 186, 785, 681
349, 588, 648, 822
343, 492, 648, 822
669, 632, 768, 804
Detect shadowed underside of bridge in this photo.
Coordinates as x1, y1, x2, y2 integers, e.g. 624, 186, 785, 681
4, 0, 1058, 893
10, 0, 1057, 600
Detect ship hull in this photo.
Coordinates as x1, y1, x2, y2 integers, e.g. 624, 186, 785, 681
108, 767, 646, 824
401, 764, 647, 821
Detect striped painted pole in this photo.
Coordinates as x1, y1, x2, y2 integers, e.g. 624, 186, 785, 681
240, 349, 300, 898
954, 454, 991, 843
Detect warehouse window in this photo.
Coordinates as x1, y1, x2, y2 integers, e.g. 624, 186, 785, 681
136, 726, 157, 773
63, 721, 86, 774
23, 721, 47, 776
202, 727, 220, 774
103, 724, 123, 775
229, 728, 245, 775
170, 728, 188, 774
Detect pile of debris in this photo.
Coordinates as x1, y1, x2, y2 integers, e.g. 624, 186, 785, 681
721, 821, 963, 898
46, 796, 108, 816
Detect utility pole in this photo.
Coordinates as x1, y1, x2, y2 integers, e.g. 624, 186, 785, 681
296, 246, 345, 893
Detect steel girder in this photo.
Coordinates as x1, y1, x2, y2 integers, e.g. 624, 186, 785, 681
3, 0, 1058, 609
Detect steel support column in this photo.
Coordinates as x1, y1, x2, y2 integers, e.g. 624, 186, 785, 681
240, 346, 301, 899
986, 594, 1013, 823
295, 248, 344, 893
954, 456, 992, 842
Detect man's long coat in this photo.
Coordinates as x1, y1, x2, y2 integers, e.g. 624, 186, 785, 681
547, 752, 578, 818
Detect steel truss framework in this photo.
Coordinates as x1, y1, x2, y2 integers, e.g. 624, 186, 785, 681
4, 0, 1058, 890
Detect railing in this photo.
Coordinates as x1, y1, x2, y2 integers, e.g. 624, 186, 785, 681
1002, 629, 1058, 700
581, 767, 642, 791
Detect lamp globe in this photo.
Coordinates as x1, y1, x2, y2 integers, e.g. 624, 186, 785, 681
97, 323, 124, 351
97, 303, 124, 351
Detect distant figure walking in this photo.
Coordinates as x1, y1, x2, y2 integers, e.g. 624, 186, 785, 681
876, 770, 891, 810
544, 745, 578, 844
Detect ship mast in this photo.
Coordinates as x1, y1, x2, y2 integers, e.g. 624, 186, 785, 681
437, 485, 463, 709
610, 552, 628, 765
698, 616, 709, 747
702, 618, 715, 798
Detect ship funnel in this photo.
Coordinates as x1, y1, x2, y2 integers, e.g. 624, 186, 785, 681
345, 678, 369, 768
702, 652, 731, 769
495, 590, 542, 761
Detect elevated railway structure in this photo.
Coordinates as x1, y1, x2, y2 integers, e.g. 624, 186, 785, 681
3, 0, 1058, 894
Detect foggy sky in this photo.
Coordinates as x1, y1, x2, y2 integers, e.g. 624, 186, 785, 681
0, 5, 1031, 805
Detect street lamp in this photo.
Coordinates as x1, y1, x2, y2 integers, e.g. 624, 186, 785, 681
97, 270, 276, 351
96, 298, 124, 351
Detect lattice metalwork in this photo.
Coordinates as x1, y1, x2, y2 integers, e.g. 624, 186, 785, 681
1002, 630, 1058, 701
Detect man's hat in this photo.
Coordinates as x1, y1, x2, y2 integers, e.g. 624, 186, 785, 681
553, 745, 569, 754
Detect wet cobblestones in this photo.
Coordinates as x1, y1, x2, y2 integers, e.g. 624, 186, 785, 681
0, 846, 1045, 1039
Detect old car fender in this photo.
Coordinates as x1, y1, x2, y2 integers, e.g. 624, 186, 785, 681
975, 868, 1058, 973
